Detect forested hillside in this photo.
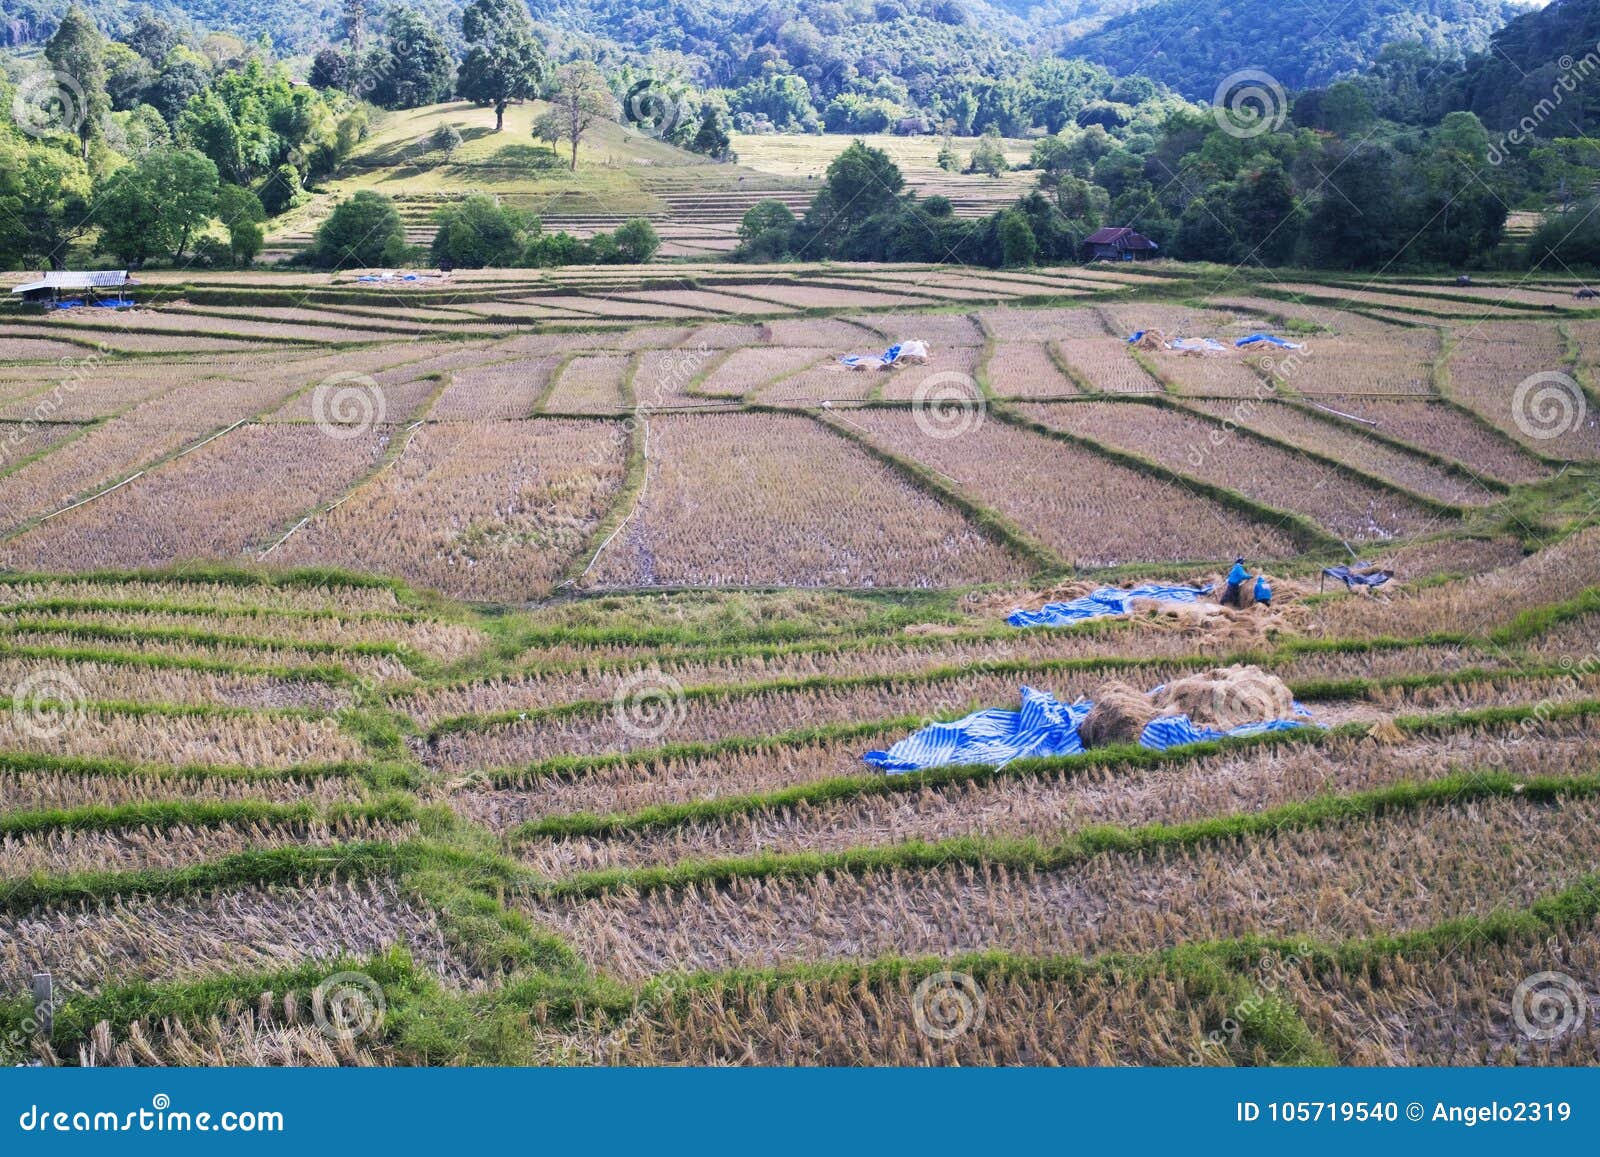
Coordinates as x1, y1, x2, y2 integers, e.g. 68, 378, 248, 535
3, 0, 1524, 119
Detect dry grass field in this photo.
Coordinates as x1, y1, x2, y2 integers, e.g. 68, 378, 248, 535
2, 259, 1599, 1069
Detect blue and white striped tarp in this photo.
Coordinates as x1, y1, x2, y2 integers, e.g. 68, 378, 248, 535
1008, 584, 1213, 629
863, 686, 1315, 774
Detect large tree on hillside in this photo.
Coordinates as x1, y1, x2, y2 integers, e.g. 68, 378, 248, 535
532, 61, 615, 171
457, 0, 547, 132
366, 6, 453, 110
43, 6, 108, 158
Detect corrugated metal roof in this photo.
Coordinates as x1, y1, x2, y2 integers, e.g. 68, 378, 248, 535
11, 271, 130, 294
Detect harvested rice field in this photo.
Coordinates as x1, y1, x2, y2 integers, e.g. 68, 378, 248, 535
2, 264, 1597, 1071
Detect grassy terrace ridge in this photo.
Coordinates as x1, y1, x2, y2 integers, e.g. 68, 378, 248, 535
533, 770, 1600, 898
0, 796, 417, 839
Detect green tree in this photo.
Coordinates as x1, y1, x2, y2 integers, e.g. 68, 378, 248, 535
216, 184, 266, 265
148, 50, 209, 125
307, 190, 409, 268
799, 139, 906, 257
123, 7, 180, 67
612, 218, 660, 264
44, 6, 109, 158
103, 43, 154, 111
431, 122, 463, 161
0, 134, 93, 270
689, 106, 732, 160
457, 0, 548, 132
739, 199, 797, 244
430, 194, 528, 268
368, 7, 453, 109
998, 208, 1037, 267
95, 145, 219, 264
533, 61, 615, 171
968, 125, 1008, 176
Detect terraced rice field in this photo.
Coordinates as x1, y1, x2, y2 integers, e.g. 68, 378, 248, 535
2, 264, 1597, 1068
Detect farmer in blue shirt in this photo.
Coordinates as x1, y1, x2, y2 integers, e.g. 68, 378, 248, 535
1254, 574, 1273, 607
1223, 557, 1248, 607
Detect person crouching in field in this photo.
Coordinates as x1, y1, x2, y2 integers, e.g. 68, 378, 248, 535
1222, 557, 1248, 607
1253, 574, 1272, 608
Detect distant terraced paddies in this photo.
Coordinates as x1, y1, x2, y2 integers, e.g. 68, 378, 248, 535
530, 796, 1600, 980
1181, 400, 1496, 505
1288, 397, 1551, 484
0, 707, 362, 768
984, 341, 1080, 398
1018, 401, 1440, 540
0, 425, 387, 574
0, 631, 416, 683
272, 419, 627, 602
840, 408, 1297, 563
0, 375, 314, 537
754, 362, 880, 406
586, 413, 1028, 589
697, 348, 831, 398
0, 877, 471, 997
976, 306, 1109, 341
851, 312, 986, 346
8, 326, 256, 355
1053, 338, 1161, 393
1448, 323, 1600, 459
541, 354, 632, 413
428, 356, 557, 420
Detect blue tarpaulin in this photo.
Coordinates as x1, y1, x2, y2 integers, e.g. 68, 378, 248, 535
840, 343, 903, 370
863, 685, 1314, 774
1008, 584, 1213, 629
1236, 333, 1304, 349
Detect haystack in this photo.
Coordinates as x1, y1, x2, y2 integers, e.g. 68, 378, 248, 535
1131, 329, 1166, 350
1080, 681, 1162, 748
1151, 664, 1295, 730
